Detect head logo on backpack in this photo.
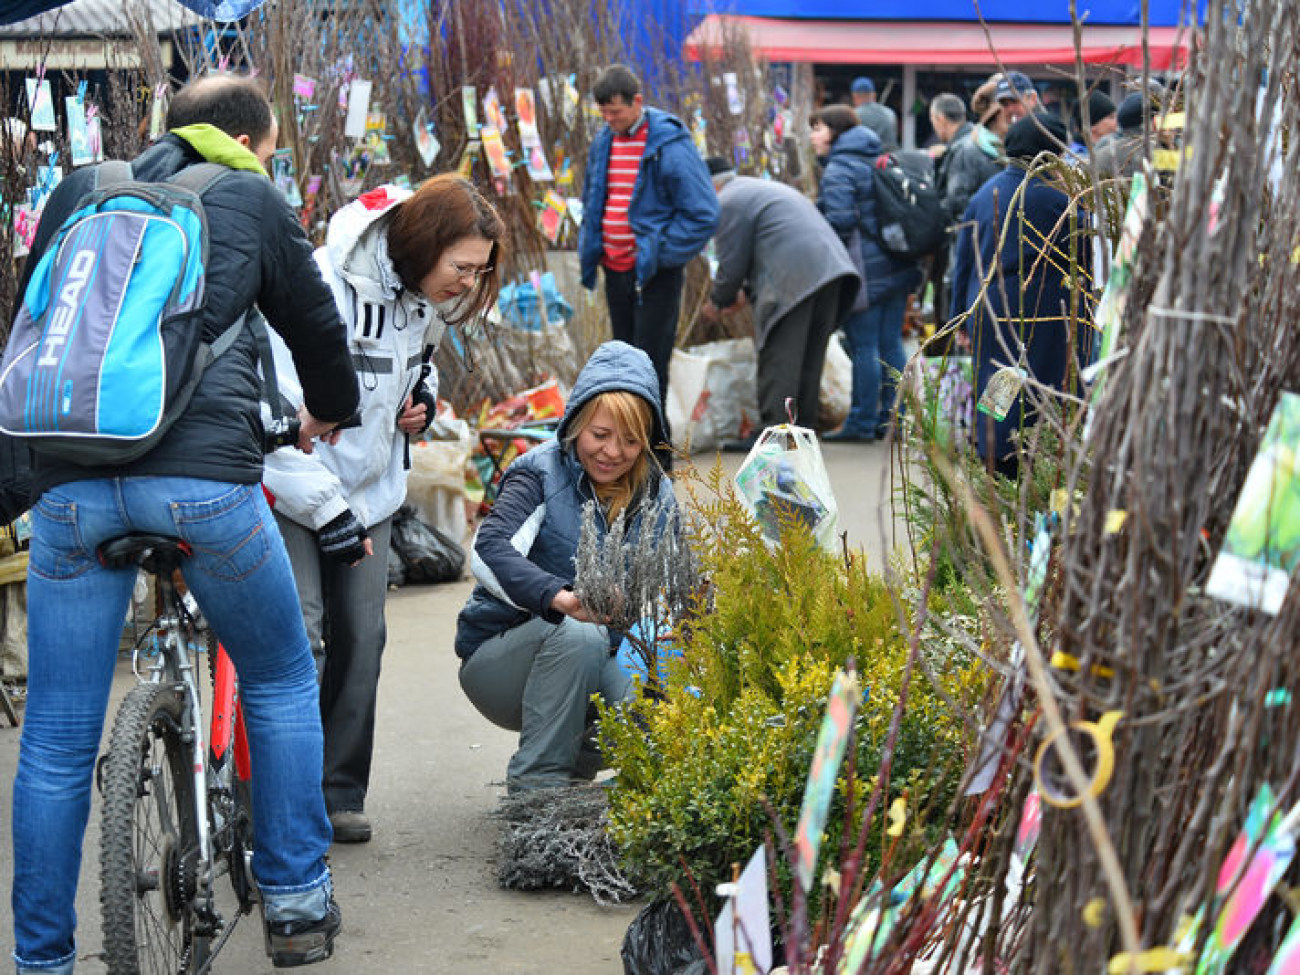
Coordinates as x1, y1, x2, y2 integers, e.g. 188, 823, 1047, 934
0, 160, 245, 464
871, 154, 948, 261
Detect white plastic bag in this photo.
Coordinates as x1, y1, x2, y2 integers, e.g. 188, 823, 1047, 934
818, 331, 852, 431
734, 424, 839, 552
404, 415, 472, 544
667, 338, 760, 454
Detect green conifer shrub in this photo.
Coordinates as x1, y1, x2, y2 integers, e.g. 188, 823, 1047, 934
599, 464, 984, 910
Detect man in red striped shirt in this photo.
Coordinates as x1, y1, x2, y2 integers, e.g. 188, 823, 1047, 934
579, 65, 719, 468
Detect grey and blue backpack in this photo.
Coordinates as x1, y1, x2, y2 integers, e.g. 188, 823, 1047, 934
0, 160, 245, 464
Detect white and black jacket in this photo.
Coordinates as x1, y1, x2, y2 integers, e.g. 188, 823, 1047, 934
262, 185, 445, 531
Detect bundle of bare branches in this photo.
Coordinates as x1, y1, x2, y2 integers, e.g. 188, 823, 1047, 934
916, 3, 1300, 970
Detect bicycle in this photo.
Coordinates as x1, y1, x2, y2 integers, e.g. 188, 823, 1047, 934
93, 413, 355, 972
96, 532, 257, 975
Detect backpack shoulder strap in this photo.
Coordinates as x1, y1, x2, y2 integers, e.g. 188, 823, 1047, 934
168, 162, 238, 200
93, 160, 133, 190
207, 312, 248, 360
245, 311, 291, 423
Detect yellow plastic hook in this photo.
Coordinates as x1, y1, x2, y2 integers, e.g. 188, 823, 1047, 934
1034, 711, 1123, 810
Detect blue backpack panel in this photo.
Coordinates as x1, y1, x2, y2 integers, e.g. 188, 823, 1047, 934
0, 160, 244, 464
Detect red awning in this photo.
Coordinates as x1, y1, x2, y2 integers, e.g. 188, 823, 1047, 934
683, 14, 1194, 70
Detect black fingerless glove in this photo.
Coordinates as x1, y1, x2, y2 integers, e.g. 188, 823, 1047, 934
318, 509, 369, 565
411, 380, 436, 435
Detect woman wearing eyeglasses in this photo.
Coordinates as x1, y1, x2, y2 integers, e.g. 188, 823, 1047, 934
262, 174, 503, 843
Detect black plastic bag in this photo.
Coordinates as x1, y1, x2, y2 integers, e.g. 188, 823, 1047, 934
386, 544, 406, 588
390, 505, 465, 584
621, 898, 706, 975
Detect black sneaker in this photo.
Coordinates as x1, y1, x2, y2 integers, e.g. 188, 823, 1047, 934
265, 898, 342, 968
328, 809, 372, 844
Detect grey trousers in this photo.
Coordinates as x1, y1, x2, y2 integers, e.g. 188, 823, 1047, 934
459, 615, 632, 792
277, 512, 393, 814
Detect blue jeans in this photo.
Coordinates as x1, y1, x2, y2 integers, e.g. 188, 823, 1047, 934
11, 477, 332, 972
841, 289, 909, 435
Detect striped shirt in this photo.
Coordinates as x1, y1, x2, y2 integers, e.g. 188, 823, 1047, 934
601, 113, 648, 272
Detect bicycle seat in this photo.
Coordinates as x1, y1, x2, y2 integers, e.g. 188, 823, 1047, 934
97, 533, 192, 575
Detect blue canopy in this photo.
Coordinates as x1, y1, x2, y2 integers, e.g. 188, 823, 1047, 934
0, 0, 266, 26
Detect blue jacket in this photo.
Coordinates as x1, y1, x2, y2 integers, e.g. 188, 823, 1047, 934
579, 107, 719, 289
816, 125, 921, 305
454, 341, 678, 658
950, 166, 1092, 463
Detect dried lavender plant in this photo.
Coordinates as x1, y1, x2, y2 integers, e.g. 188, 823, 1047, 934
495, 784, 638, 905
572, 496, 701, 688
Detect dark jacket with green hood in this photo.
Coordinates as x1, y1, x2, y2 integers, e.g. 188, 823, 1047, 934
15, 129, 358, 495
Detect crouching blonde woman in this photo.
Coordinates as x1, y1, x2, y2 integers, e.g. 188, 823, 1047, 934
455, 341, 676, 793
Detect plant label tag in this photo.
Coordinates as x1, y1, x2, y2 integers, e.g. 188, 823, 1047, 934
977, 366, 1027, 421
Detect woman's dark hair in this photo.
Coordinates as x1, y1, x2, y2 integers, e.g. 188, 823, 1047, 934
811, 104, 860, 144
593, 65, 641, 106
166, 74, 273, 144
387, 174, 506, 326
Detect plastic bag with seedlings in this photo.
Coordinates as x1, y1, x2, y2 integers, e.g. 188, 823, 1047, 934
734, 423, 838, 552
389, 505, 465, 584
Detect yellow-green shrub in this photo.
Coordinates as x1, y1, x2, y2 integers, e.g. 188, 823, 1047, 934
600, 468, 983, 905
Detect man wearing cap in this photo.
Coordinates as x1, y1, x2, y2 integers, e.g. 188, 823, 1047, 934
851, 77, 899, 152
699, 158, 860, 446
995, 72, 1042, 126
1080, 90, 1119, 150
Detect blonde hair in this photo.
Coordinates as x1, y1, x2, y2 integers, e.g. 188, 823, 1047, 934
565, 391, 655, 521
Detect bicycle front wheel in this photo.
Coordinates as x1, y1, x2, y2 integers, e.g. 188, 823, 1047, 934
100, 681, 211, 974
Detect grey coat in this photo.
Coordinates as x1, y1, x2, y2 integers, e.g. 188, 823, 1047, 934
709, 176, 860, 346
938, 122, 1003, 222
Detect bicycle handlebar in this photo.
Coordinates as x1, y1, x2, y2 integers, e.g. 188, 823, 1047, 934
262, 411, 362, 454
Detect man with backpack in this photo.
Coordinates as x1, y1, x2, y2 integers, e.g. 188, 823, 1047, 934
5, 74, 358, 973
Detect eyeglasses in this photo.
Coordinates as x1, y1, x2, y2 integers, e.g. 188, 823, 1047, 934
449, 259, 495, 280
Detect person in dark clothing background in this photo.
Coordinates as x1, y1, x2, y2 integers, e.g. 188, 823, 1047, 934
1071, 89, 1118, 158
811, 105, 922, 443
1093, 85, 1168, 179
950, 112, 1093, 477
699, 157, 859, 445
8, 73, 357, 973
928, 92, 1003, 354
931, 92, 1002, 223
851, 76, 900, 152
